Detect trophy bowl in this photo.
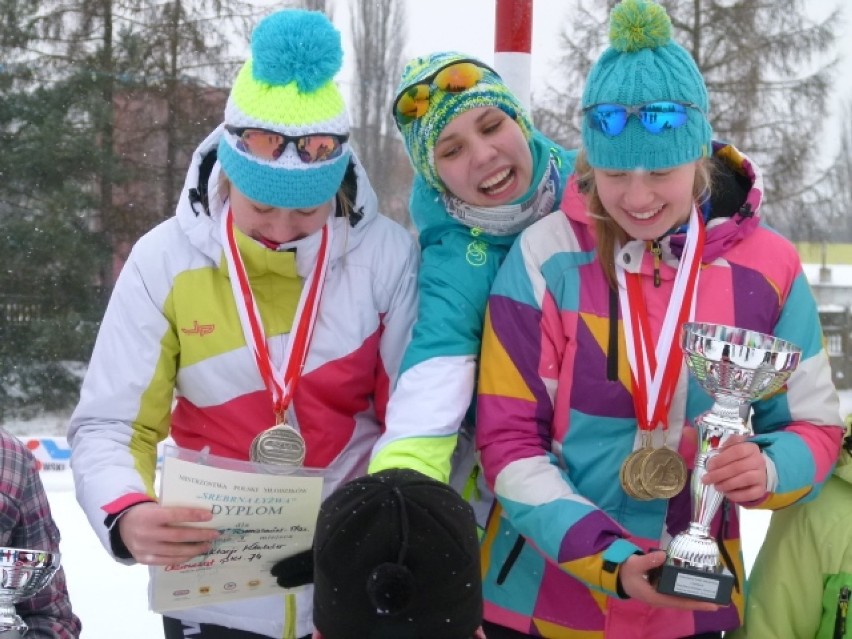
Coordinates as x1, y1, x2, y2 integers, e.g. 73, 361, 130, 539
682, 322, 801, 404
0, 548, 61, 634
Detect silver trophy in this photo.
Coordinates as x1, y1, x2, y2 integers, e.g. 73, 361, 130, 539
0, 548, 61, 634
655, 322, 801, 604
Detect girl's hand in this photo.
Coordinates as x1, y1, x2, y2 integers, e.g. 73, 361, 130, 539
118, 502, 219, 565
618, 551, 720, 612
702, 434, 767, 503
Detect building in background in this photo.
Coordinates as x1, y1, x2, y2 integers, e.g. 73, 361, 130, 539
799, 242, 852, 389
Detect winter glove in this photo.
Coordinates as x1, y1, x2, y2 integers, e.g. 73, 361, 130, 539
270, 548, 314, 588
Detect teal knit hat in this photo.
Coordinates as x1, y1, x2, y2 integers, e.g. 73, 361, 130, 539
393, 51, 533, 193
581, 0, 712, 171
218, 10, 350, 209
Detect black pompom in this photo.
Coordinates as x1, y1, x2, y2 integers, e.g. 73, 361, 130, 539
366, 562, 416, 615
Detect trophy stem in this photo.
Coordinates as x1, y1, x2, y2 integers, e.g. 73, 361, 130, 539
708, 394, 743, 426
691, 398, 748, 530
0, 601, 27, 634
690, 449, 724, 532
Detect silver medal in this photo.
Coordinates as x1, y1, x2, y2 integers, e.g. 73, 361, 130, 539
249, 421, 306, 466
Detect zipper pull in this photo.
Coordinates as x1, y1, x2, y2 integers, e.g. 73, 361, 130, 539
834, 585, 850, 639
649, 240, 662, 287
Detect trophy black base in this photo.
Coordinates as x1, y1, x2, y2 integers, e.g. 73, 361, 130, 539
654, 562, 734, 605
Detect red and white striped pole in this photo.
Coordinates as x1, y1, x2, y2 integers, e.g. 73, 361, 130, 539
494, 0, 533, 111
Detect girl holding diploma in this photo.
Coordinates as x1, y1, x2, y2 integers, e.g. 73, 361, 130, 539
68, 9, 417, 639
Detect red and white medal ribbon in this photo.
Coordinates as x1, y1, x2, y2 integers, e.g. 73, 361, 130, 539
616, 205, 705, 433
221, 207, 333, 420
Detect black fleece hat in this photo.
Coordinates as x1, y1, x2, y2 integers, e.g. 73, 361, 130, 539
313, 469, 482, 639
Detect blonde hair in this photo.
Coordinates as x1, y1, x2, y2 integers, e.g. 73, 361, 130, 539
574, 150, 713, 289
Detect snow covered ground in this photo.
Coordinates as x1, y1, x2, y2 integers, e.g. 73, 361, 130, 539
9, 389, 852, 638
41, 471, 160, 639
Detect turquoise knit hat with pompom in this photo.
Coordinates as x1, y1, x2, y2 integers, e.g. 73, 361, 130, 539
581, 0, 712, 171
218, 9, 350, 208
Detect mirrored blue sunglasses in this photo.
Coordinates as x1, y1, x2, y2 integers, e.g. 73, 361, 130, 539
583, 101, 704, 137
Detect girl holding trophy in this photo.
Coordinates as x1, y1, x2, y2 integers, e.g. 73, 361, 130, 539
474, 1, 845, 638
67, 9, 417, 639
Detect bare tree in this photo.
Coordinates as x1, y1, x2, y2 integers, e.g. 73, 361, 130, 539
535, 0, 842, 240
126, 0, 262, 222
348, 0, 411, 226
298, 0, 332, 14
532, 0, 616, 151
826, 98, 852, 241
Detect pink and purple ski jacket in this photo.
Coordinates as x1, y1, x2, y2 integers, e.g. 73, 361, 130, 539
476, 144, 845, 638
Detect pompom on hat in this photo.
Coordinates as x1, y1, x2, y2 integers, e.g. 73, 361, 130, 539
218, 10, 350, 209
393, 51, 533, 193
313, 468, 483, 639
581, 0, 712, 171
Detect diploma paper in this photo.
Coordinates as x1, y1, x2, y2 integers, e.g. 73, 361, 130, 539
150, 455, 323, 612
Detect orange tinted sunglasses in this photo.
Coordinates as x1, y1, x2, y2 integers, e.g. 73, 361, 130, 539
393, 60, 494, 126
226, 126, 348, 164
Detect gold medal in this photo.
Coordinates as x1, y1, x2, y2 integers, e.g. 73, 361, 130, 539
619, 451, 638, 496
638, 446, 687, 500
249, 420, 306, 467
628, 447, 655, 500
620, 447, 654, 500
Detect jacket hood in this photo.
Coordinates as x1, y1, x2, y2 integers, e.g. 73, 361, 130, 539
561, 141, 764, 264
175, 125, 382, 279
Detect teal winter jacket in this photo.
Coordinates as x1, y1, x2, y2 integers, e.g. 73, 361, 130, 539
370, 130, 576, 482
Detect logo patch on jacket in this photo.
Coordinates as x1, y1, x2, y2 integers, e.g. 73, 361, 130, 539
181, 320, 215, 336
466, 239, 488, 267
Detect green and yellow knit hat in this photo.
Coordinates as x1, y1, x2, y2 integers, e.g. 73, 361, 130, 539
218, 9, 350, 209
581, 0, 712, 171
393, 51, 533, 193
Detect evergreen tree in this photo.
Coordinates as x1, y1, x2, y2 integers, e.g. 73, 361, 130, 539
0, 0, 265, 419
29, 0, 263, 246
534, 0, 842, 239
0, 3, 109, 420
